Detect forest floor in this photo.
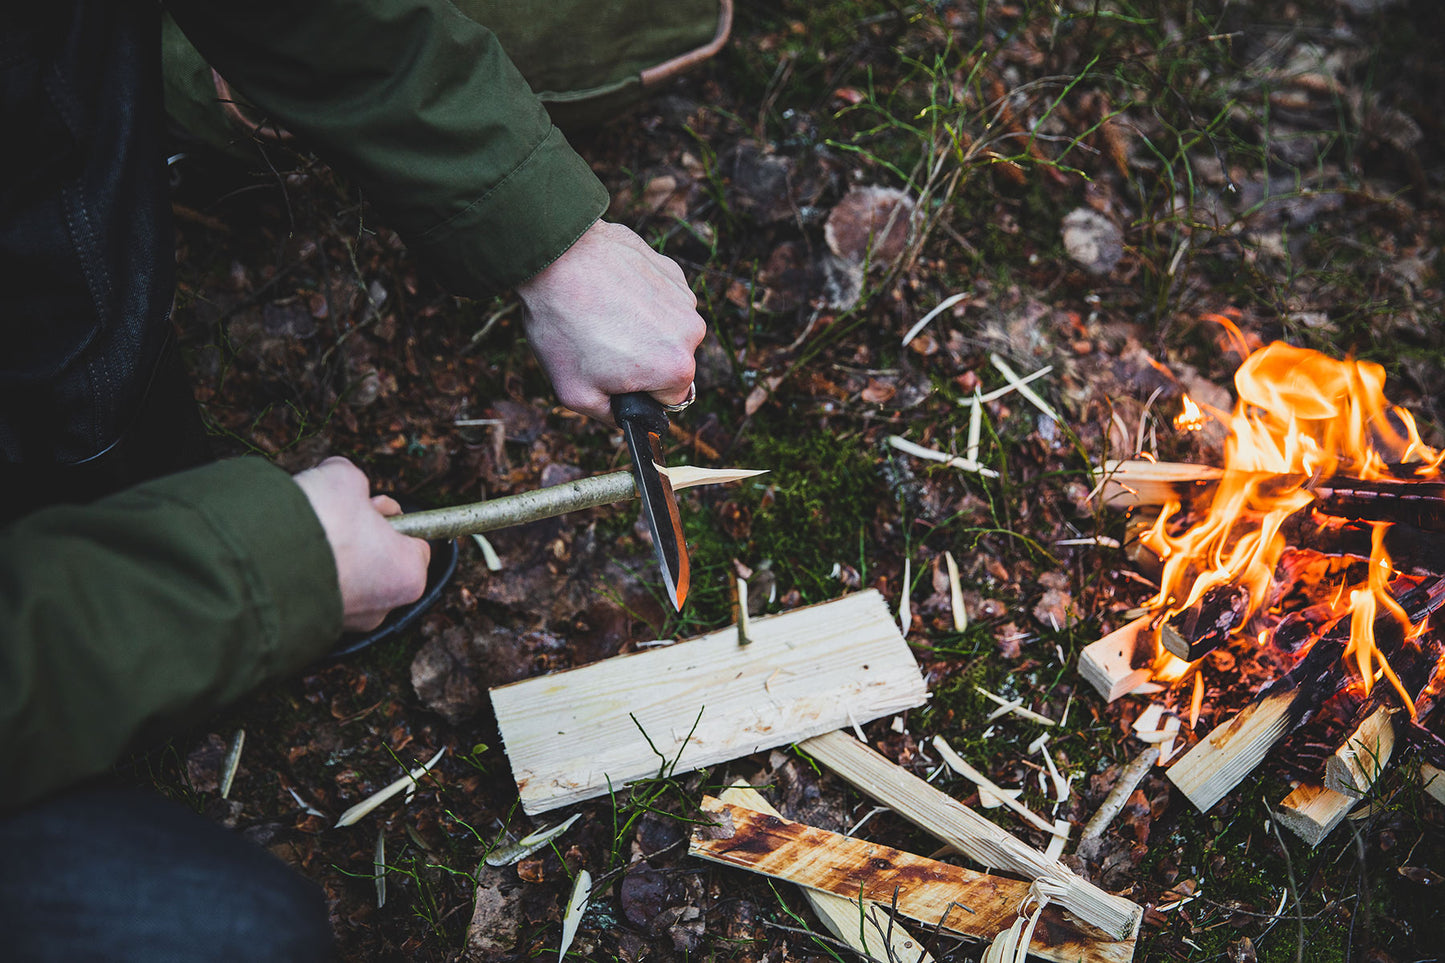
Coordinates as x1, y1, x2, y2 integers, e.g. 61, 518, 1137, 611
146, 1, 1445, 960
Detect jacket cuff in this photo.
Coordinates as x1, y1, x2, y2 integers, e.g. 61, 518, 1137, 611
160, 458, 344, 673
407, 125, 610, 295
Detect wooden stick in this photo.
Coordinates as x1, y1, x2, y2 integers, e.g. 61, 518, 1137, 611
691, 798, 1135, 963
1274, 783, 1356, 847
1078, 616, 1159, 703
798, 730, 1142, 942
1159, 584, 1250, 661
1324, 705, 1397, 799
491, 591, 927, 814
1078, 747, 1159, 843
390, 466, 765, 539
718, 785, 934, 963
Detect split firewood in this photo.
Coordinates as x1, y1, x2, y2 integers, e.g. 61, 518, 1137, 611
1274, 782, 1358, 848
690, 797, 1136, 963
799, 730, 1143, 942
390, 466, 766, 540
490, 591, 927, 814
717, 785, 934, 963
1324, 705, 1396, 799
1421, 762, 1445, 806
1078, 616, 1164, 703
1167, 575, 1445, 813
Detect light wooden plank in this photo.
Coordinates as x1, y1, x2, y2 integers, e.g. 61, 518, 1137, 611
799, 730, 1142, 943
718, 784, 934, 963
692, 798, 1135, 963
491, 590, 928, 814
1078, 616, 1159, 703
1275, 783, 1355, 847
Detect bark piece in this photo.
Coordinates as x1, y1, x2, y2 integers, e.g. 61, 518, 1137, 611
491, 591, 927, 814
799, 730, 1143, 943
691, 798, 1136, 963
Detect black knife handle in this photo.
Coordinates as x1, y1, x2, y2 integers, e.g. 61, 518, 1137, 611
611, 392, 670, 435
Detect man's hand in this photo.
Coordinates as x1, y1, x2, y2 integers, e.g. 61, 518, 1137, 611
292, 457, 431, 633
518, 220, 707, 423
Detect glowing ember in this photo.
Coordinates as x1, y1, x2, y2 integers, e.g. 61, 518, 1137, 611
1173, 395, 1205, 433
1143, 341, 1442, 709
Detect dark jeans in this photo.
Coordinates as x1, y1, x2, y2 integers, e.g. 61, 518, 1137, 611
0, 786, 332, 962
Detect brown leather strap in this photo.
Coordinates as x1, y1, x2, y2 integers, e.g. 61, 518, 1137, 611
640, 0, 733, 88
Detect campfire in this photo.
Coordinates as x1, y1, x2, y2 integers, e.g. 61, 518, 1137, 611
1084, 334, 1445, 844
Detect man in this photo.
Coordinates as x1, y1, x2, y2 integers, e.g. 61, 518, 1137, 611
0, 1, 706, 958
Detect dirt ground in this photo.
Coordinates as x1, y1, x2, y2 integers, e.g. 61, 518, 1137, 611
144, 1, 1444, 960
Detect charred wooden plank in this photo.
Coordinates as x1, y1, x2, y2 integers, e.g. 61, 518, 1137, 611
691, 798, 1137, 963
717, 785, 935, 963
1313, 478, 1445, 533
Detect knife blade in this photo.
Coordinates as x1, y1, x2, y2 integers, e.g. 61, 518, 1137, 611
612, 392, 690, 610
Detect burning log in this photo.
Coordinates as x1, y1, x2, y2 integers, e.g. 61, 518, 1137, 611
690, 797, 1136, 963
1159, 584, 1252, 661
1167, 575, 1445, 813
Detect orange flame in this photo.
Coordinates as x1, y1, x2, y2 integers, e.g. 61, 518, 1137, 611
1174, 395, 1205, 432
1145, 341, 1441, 708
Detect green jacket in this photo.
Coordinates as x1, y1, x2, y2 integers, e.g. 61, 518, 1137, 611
0, 459, 342, 811
1, 0, 610, 809
168, 0, 611, 295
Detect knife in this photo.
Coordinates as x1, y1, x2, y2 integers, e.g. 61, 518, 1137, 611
611, 392, 691, 610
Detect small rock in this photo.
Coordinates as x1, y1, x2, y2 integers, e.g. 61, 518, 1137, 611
824, 186, 916, 267
1061, 208, 1123, 275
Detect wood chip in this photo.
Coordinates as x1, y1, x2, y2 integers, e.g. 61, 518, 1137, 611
484, 813, 582, 867
660, 465, 769, 490
978, 687, 1057, 726
901, 291, 969, 347
887, 434, 1000, 478
933, 735, 1056, 833
558, 869, 591, 963
989, 354, 1059, 424
899, 557, 912, 638
219, 728, 245, 800
335, 747, 446, 828
946, 551, 967, 631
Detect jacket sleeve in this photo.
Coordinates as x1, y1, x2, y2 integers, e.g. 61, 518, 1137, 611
165, 0, 610, 296
0, 458, 343, 812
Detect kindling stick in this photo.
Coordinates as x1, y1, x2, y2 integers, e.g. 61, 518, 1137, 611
389, 466, 765, 540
